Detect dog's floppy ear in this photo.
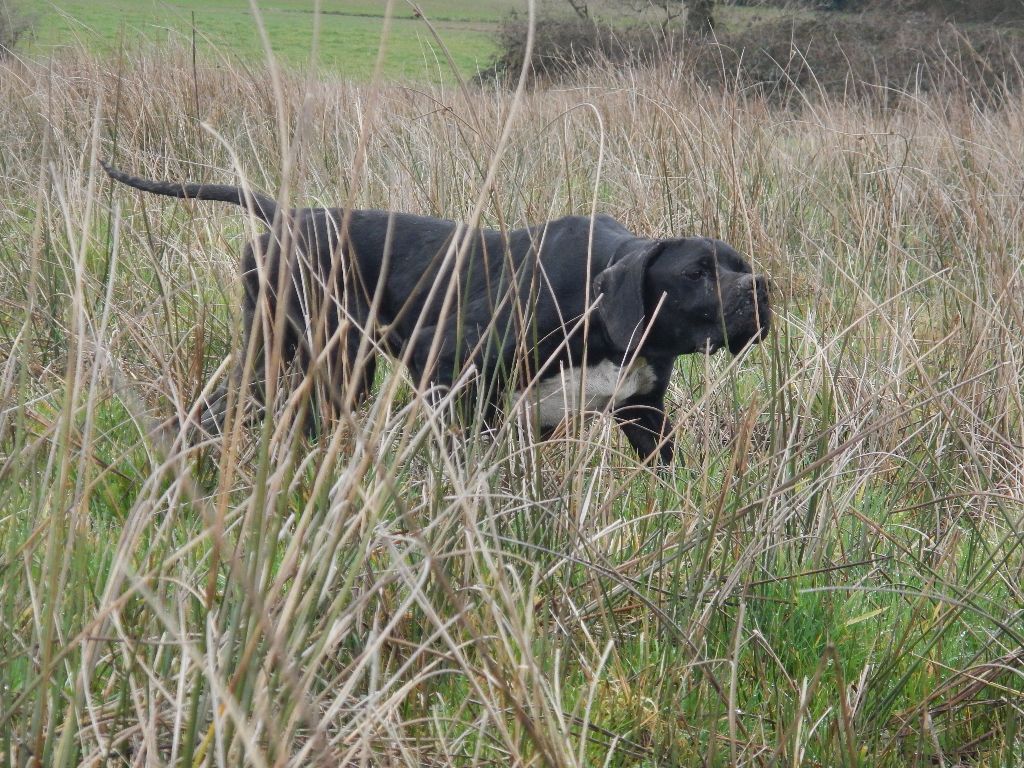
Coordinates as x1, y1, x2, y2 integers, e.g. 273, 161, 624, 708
593, 241, 664, 352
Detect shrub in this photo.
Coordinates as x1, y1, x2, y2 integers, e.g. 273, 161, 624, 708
887, 0, 1024, 22
485, 11, 1024, 103
0, 0, 33, 58
483, 15, 664, 81
716, 14, 1024, 100
729, 0, 1024, 22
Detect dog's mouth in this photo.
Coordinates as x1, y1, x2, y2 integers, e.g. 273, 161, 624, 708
727, 333, 759, 355
722, 304, 772, 355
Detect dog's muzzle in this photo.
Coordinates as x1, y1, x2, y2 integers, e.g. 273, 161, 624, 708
726, 274, 772, 354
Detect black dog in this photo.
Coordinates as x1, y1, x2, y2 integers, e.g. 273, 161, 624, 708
102, 161, 770, 463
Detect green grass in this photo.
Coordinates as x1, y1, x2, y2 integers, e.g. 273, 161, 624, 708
21, 0, 507, 79
1, 31, 1023, 768
17, 0, 816, 81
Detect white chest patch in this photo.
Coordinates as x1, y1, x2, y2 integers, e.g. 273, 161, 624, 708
515, 359, 658, 429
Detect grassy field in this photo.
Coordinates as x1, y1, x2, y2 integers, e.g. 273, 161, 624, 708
20, 0, 508, 78
2, 19, 1024, 768
16, 0, 807, 81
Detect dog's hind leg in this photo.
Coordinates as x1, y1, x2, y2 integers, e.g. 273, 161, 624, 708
333, 324, 377, 408
196, 238, 273, 438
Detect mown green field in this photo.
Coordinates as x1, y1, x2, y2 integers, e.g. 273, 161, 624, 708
21, 0, 508, 78
17, 0, 804, 80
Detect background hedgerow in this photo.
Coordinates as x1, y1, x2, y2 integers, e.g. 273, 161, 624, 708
775, 0, 1024, 22
487, 10, 1024, 102
1, 20, 1023, 768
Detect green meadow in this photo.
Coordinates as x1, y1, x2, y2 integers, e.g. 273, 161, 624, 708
22, 0, 506, 78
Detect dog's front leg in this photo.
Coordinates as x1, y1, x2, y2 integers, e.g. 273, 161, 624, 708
613, 397, 675, 465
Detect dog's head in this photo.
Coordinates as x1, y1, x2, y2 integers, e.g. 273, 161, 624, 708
594, 237, 771, 356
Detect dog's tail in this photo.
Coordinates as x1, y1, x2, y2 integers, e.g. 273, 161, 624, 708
101, 160, 278, 226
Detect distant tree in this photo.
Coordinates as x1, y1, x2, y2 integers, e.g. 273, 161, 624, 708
563, 0, 591, 19
686, 0, 715, 35
0, 0, 33, 57
625, 0, 684, 32
623, 1, 715, 34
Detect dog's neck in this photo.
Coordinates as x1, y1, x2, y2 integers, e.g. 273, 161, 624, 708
592, 299, 659, 361
592, 237, 660, 357
609, 236, 655, 266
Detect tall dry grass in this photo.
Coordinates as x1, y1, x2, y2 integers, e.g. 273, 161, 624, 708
0, 33, 1023, 768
